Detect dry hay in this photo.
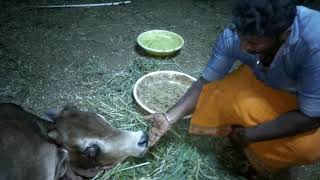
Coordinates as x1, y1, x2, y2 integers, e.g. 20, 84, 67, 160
0, 53, 247, 179
79, 58, 247, 179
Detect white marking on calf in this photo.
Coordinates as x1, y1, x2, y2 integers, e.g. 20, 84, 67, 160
77, 131, 146, 157
118, 130, 147, 156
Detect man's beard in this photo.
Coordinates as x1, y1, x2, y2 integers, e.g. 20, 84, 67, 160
259, 53, 275, 67
259, 39, 283, 67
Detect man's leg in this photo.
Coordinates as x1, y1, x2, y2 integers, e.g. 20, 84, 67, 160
189, 65, 320, 175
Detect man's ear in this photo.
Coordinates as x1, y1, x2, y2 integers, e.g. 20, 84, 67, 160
43, 108, 61, 122
48, 129, 63, 144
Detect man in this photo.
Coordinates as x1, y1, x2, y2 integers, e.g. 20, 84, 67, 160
145, 0, 320, 177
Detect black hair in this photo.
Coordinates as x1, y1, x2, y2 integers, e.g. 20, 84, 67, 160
232, 0, 297, 38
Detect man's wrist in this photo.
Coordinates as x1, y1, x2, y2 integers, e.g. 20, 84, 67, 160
164, 111, 179, 125
243, 126, 258, 144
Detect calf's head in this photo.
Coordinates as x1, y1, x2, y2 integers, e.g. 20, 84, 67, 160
46, 105, 148, 177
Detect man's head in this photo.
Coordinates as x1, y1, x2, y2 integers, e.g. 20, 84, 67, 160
232, 0, 297, 64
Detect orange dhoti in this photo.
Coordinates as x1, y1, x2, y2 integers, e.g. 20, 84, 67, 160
189, 65, 320, 173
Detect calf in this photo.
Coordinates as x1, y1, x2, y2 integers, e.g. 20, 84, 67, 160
0, 103, 148, 180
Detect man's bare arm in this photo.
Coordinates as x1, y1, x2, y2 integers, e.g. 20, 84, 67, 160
165, 76, 209, 125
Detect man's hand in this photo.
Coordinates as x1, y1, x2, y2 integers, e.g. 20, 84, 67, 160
142, 77, 207, 147
144, 113, 171, 147
229, 125, 251, 148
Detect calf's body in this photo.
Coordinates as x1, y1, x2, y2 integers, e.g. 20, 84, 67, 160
0, 103, 148, 180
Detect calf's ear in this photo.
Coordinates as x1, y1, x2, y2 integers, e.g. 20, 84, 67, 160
44, 108, 61, 122
48, 129, 63, 144
62, 104, 79, 112
43, 104, 80, 122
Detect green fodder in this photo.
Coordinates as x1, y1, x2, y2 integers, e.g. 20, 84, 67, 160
0, 54, 247, 179
80, 58, 247, 180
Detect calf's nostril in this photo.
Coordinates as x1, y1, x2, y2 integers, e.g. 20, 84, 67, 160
138, 133, 149, 147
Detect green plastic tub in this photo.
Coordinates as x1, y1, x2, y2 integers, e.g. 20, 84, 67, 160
137, 30, 184, 56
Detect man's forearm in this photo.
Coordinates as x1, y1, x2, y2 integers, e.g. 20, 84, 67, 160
245, 111, 320, 143
166, 77, 208, 124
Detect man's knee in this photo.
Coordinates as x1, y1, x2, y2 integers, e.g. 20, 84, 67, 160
235, 90, 277, 125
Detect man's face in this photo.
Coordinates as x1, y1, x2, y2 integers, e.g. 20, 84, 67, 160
240, 36, 276, 54
240, 36, 281, 66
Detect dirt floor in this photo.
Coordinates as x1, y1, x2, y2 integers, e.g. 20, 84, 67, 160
0, 0, 232, 111
1, 0, 320, 179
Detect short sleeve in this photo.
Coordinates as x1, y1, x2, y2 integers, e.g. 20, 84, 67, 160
297, 51, 320, 117
201, 27, 239, 82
